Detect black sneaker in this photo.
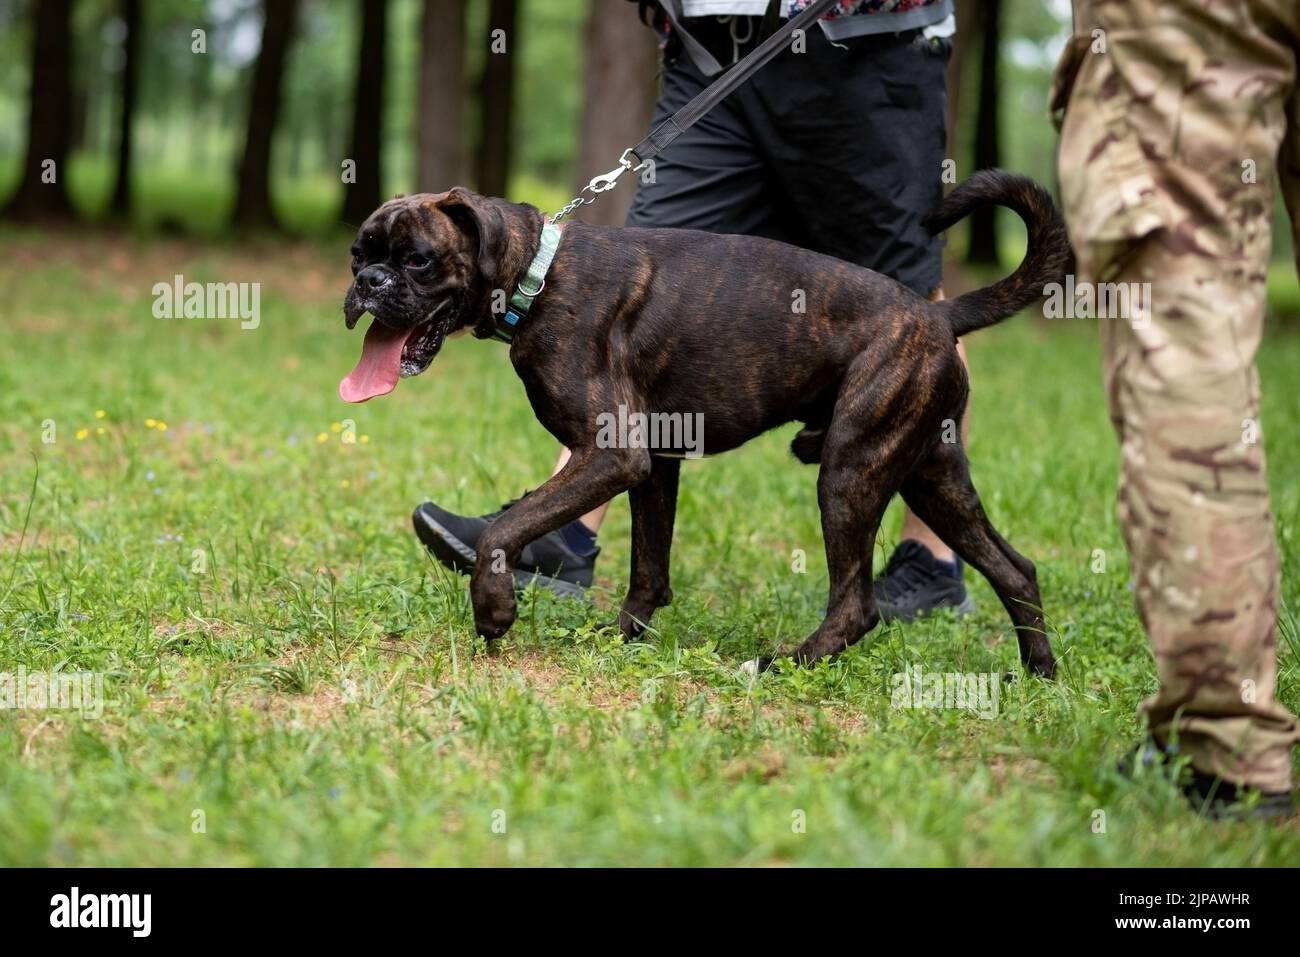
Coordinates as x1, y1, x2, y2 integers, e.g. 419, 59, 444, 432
1119, 737, 1296, 821
412, 498, 598, 598
873, 540, 974, 622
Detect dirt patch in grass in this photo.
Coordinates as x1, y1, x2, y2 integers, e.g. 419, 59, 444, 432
1, 233, 347, 313
723, 747, 787, 781
497, 651, 642, 711
0, 526, 80, 554
11, 715, 73, 759
489, 648, 873, 740
987, 755, 1056, 791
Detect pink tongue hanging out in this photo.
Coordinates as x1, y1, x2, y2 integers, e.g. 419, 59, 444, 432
339, 318, 412, 403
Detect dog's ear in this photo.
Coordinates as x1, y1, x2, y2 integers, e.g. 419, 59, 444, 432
438, 187, 510, 338
439, 187, 505, 286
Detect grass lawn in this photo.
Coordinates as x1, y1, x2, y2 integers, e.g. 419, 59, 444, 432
1, 223, 1298, 867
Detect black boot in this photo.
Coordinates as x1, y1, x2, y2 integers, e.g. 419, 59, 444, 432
1119, 737, 1295, 821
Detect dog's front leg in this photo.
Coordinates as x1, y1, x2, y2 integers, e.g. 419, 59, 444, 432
471, 446, 651, 641
619, 457, 680, 639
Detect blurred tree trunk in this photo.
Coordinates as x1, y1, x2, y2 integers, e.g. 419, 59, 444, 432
232, 0, 299, 230
966, 0, 1001, 265
572, 2, 658, 225
341, 0, 388, 224
319, 87, 338, 183
475, 0, 517, 197
189, 20, 211, 170
4, 0, 76, 222
110, 0, 142, 218
944, 0, 975, 164
415, 0, 466, 193
71, 88, 90, 152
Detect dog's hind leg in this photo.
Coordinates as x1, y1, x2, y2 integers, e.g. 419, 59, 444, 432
777, 458, 890, 667
756, 359, 915, 671
619, 456, 681, 639
899, 442, 1056, 677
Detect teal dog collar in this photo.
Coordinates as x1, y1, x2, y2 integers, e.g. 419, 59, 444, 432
494, 220, 564, 343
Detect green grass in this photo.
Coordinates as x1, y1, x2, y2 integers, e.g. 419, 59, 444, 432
1, 226, 1298, 867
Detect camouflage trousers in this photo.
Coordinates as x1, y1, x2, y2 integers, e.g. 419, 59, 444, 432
1054, 0, 1300, 791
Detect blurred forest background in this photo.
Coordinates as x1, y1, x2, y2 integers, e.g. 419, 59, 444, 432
0, 0, 1083, 263
0, 0, 1294, 275
7, 1, 1300, 871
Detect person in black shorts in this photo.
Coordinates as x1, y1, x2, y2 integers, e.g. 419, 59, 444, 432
415, 1, 972, 621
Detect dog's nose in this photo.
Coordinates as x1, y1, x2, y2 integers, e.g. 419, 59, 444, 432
356, 265, 393, 294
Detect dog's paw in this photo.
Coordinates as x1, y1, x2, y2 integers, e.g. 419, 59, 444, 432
617, 608, 652, 642
1028, 655, 1056, 680
739, 655, 775, 678
471, 576, 517, 641
474, 602, 516, 641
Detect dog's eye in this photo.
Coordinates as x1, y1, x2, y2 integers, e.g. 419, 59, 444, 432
405, 253, 431, 269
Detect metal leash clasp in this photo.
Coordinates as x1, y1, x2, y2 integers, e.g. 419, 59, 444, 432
553, 148, 646, 222
587, 148, 646, 194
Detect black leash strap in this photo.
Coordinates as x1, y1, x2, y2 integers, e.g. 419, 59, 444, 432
554, 0, 843, 221
632, 0, 842, 167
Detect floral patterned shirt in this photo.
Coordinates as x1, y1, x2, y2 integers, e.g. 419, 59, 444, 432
677, 0, 953, 40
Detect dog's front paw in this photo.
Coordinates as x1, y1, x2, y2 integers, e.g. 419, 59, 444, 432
617, 605, 653, 641
474, 597, 516, 641
472, 574, 517, 641
739, 655, 776, 678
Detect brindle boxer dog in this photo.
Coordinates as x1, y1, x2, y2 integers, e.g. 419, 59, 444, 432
339, 170, 1069, 677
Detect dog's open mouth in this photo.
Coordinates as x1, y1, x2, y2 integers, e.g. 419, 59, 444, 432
339, 302, 450, 404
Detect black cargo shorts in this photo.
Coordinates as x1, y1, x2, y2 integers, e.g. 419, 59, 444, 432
626, 18, 951, 296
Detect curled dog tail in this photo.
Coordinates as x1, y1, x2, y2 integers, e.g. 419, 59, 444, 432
927, 169, 1073, 338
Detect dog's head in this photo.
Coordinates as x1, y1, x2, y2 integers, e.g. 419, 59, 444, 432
339, 188, 511, 403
